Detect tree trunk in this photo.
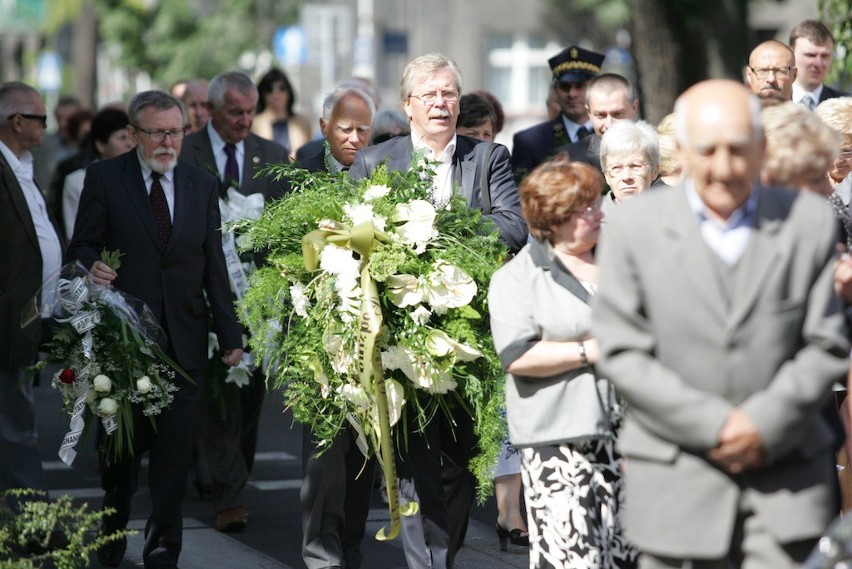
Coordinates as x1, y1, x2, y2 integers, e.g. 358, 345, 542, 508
71, 0, 97, 107
629, 0, 684, 124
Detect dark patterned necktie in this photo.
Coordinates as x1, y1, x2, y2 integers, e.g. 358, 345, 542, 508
575, 126, 591, 141
224, 143, 239, 188
150, 172, 172, 248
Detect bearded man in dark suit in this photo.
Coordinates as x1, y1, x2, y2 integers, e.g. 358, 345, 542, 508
68, 90, 244, 569
178, 70, 288, 534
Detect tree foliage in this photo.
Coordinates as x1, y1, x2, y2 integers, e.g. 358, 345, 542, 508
820, 0, 852, 89
46, 0, 299, 89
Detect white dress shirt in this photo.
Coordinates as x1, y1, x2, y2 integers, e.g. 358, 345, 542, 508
684, 179, 758, 265
138, 154, 175, 222
208, 123, 245, 185
412, 134, 456, 208
0, 140, 63, 314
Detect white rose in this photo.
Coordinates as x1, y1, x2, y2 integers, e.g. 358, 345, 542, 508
93, 374, 112, 394
136, 376, 152, 394
98, 397, 119, 416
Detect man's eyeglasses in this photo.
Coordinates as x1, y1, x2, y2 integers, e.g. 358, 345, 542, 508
8, 113, 48, 128
605, 162, 649, 178
409, 91, 459, 105
748, 66, 793, 80
571, 199, 603, 219
132, 125, 187, 143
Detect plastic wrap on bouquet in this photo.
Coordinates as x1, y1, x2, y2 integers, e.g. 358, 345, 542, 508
25, 261, 186, 466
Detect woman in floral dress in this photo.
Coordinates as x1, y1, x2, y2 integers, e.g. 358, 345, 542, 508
488, 157, 636, 569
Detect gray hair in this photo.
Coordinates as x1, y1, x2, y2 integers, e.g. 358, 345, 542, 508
400, 53, 463, 102
371, 109, 410, 143
0, 82, 41, 130
600, 120, 661, 171
208, 71, 257, 108
127, 90, 187, 126
321, 87, 376, 121
674, 90, 763, 146
585, 73, 637, 106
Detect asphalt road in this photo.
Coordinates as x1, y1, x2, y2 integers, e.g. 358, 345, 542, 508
32, 369, 530, 568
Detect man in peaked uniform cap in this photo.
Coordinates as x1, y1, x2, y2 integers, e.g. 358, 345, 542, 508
511, 45, 605, 182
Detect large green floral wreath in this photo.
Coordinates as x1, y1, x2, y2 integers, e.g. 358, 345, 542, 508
234, 158, 507, 538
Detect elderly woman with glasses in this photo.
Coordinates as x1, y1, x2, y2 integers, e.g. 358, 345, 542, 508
488, 156, 637, 569
599, 120, 661, 213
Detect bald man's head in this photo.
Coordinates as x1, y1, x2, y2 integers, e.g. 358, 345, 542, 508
744, 41, 797, 107
675, 80, 764, 221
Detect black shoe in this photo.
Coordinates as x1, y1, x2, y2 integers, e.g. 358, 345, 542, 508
97, 532, 127, 567
495, 522, 530, 551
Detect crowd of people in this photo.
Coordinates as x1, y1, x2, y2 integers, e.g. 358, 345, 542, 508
2, 15, 852, 569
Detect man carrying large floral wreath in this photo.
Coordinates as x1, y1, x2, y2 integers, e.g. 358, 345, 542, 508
348, 52, 527, 569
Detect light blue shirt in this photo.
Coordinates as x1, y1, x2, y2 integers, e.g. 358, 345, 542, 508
684, 179, 759, 265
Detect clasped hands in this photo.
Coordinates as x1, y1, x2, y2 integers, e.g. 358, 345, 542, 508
90, 260, 245, 368
707, 407, 765, 474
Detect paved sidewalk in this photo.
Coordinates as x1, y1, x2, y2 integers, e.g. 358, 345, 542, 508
112, 513, 530, 568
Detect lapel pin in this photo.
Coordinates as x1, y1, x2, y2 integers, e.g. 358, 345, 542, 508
253, 156, 260, 164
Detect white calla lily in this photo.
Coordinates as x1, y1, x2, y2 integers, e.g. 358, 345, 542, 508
386, 274, 425, 307
426, 262, 477, 310
385, 378, 405, 426
337, 383, 371, 410
426, 329, 456, 357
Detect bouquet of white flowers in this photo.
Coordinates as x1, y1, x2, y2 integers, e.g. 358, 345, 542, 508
234, 158, 508, 540
28, 256, 188, 466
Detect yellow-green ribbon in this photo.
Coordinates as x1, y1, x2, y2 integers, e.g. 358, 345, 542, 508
301, 220, 418, 540
302, 220, 391, 271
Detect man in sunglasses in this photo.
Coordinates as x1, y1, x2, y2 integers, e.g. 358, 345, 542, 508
0, 82, 62, 514
511, 45, 604, 182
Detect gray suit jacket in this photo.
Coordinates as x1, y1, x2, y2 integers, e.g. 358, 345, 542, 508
179, 127, 289, 201
348, 135, 527, 253
593, 184, 850, 557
